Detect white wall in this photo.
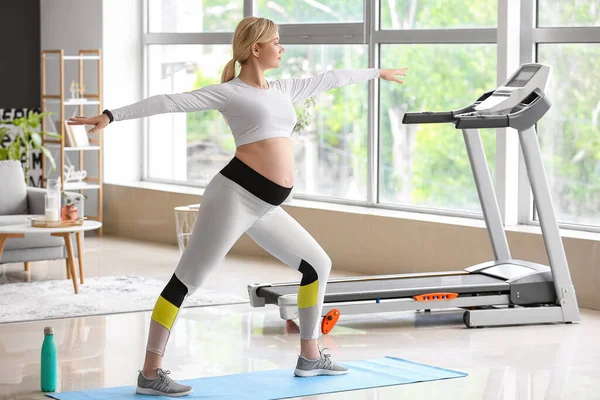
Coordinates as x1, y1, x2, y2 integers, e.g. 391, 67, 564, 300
40, 0, 103, 77
102, 0, 144, 184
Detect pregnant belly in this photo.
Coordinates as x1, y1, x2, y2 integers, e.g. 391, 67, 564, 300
234, 138, 296, 188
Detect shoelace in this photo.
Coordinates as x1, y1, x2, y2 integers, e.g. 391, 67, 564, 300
319, 347, 332, 367
156, 369, 175, 388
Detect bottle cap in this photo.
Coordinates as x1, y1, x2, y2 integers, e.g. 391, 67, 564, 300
44, 327, 54, 335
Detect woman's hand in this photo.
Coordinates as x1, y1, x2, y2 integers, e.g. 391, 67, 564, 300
379, 68, 408, 84
67, 114, 110, 134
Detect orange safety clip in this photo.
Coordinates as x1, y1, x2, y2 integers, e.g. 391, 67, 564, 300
413, 292, 459, 302
321, 309, 340, 334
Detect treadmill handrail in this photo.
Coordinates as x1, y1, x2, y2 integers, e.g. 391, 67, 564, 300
454, 88, 550, 130
402, 111, 455, 124
401, 90, 495, 125
506, 88, 551, 131
455, 114, 510, 129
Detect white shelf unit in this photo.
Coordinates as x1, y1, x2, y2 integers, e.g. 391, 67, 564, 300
64, 182, 102, 191
41, 49, 103, 235
45, 99, 101, 106
44, 54, 101, 61
45, 143, 102, 151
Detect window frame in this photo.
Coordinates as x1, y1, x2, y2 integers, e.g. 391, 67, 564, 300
518, 1, 600, 233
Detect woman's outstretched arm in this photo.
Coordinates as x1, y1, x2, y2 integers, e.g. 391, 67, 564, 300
273, 68, 407, 104
68, 83, 233, 133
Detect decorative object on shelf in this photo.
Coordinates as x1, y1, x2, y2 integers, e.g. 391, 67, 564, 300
44, 178, 61, 222
63, 165, 87, 183
69, 80, 86, 100
61, 192, 85, 221
67, 123, 90, 147
69, 81, 79, 99
0, 111, 60, 185
62, 120, 75, 147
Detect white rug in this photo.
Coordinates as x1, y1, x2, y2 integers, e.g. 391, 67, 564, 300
0, 275, 249, 324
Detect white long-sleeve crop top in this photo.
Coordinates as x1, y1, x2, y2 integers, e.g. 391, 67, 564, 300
110, 68, 380, 147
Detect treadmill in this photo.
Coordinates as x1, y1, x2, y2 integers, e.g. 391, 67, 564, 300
248, 63, 580, 329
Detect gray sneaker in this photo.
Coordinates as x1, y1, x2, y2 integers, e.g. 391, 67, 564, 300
294, 348, 348, 377
136, 368, 193, 397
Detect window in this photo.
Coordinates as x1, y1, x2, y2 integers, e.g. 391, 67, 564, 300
142, 1, 600, 231
148, 0, 243, 32
536, 44, 600, 226
257, 0, 363, 24
380, 0, 497, 30
379, 44, 497, 213
146, 45, 234, 184
537, 0, 600, 27
268, 45, 369, 200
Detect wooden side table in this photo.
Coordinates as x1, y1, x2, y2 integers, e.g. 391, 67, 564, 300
0, 220, 103, 294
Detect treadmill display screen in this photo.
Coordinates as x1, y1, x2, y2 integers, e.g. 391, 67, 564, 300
506, 66, 539, 87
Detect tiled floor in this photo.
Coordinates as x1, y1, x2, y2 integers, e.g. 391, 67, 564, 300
0, 236, 598, 399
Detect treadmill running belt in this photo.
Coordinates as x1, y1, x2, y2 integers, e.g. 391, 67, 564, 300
257, 274, 508, 305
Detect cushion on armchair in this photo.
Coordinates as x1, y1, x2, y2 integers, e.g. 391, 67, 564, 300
0, 161, 27, 215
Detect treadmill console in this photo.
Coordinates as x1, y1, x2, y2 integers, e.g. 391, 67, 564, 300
505, 65, 539, 88
474, 63, 550, 115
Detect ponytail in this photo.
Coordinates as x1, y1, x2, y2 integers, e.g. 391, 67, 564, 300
221, 58, 237, 83
223, 17, 278, 83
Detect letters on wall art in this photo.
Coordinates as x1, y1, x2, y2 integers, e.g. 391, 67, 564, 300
0, 108, 43, 187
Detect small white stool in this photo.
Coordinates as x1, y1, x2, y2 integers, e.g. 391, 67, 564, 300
174, 204, 200, 253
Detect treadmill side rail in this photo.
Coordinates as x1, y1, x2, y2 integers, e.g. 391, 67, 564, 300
248, 283, 268, 307
276, 294, 511, 320
464, 306, 575, 328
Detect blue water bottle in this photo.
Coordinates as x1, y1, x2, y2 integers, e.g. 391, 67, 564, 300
41, 326, 57, 392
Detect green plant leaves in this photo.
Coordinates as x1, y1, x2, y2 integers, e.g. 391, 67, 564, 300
40, 146, 56, 171
44, 131, 61, 139
30, 132, 43, 149
7, 139, 21, 160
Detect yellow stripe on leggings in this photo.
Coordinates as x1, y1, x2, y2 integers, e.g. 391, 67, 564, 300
151, 296, 179, 330
298, 280, 319, 308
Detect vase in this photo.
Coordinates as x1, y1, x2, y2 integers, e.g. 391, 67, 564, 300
45, 178, 61, 221
62, 205, 78, 221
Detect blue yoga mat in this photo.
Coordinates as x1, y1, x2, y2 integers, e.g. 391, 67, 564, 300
46, 356, 467, 400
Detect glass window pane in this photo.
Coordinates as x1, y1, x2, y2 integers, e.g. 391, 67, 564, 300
147, 45, 234, 185
537, 44, 600, 226
380, 0, 497, 29
268, 45, 369, 201
538, 1, 600, 27
148, 0, 243, 32
257, 0, 363, 24
379, 44, 497, 213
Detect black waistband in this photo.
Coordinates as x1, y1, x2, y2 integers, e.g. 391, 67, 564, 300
219, 157, 293, 206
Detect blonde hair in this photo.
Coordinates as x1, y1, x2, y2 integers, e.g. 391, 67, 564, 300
221, 17, 279, 83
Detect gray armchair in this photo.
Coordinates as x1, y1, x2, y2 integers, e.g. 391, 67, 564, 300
0, 160, 79, 270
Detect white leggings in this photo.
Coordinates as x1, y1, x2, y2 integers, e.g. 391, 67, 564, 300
146, 157, 332, 356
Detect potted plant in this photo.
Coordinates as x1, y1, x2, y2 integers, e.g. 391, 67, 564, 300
61, 192, 86, 221
0, 110, 61, 185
